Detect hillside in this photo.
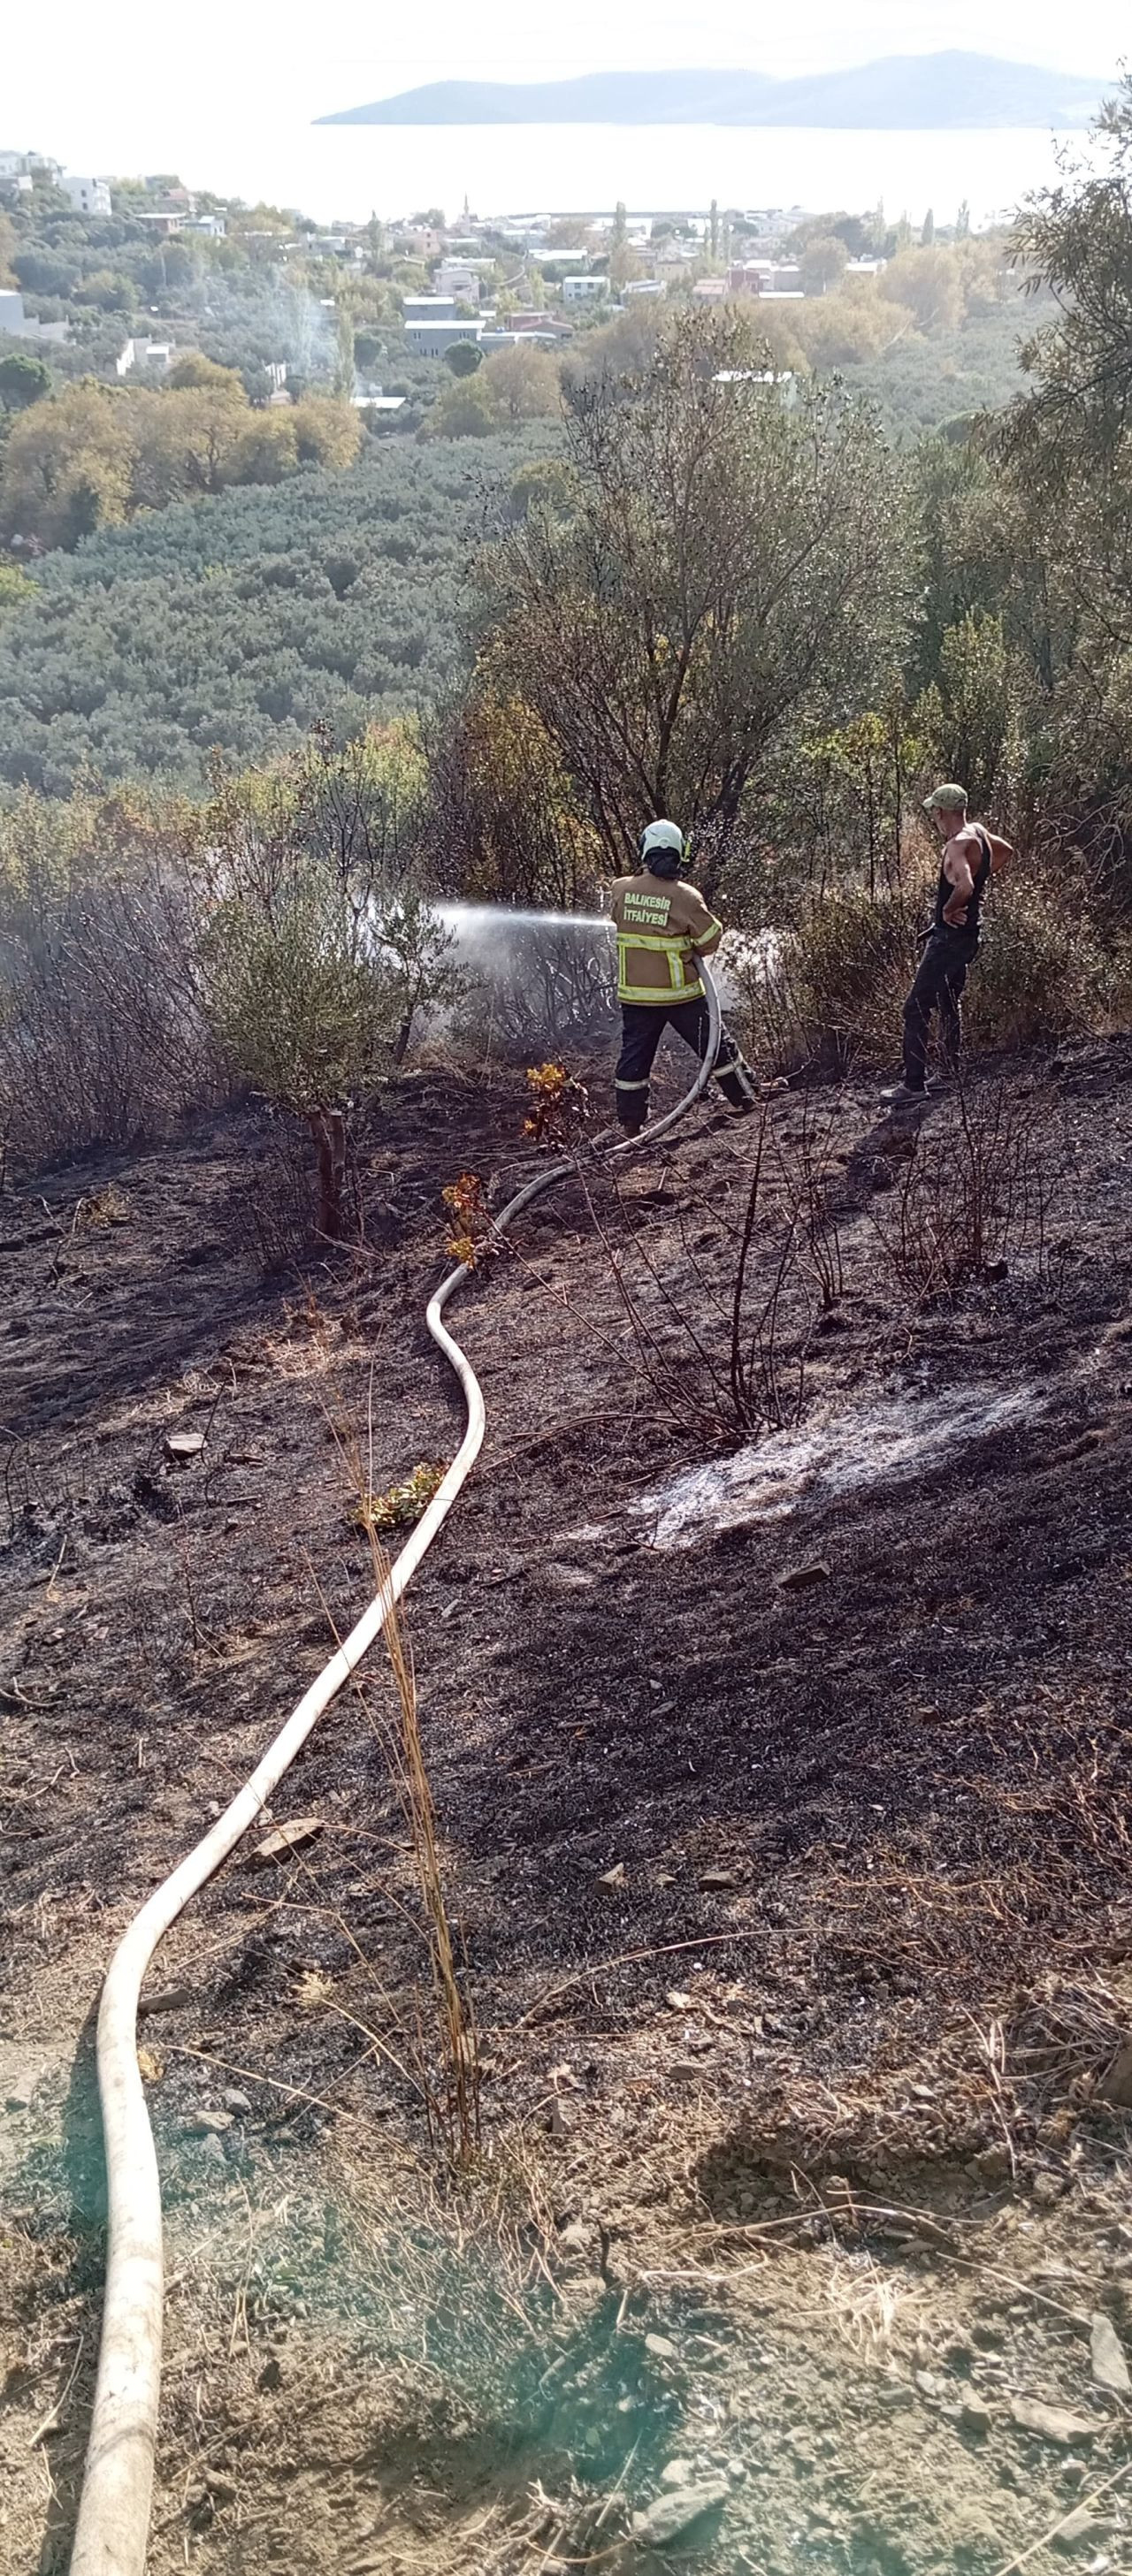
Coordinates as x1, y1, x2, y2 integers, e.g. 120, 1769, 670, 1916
319, 52, 1105, 129
839, 306, 1030, 439
0, 432, 552, 795
4, 1039, 1132, 2574
4, 89, 1132, 2576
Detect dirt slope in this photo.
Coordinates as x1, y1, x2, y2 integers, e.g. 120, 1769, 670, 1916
3, 1041, 1132, 2576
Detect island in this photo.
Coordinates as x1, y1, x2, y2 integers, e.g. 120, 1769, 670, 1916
317, 54, 1105, 132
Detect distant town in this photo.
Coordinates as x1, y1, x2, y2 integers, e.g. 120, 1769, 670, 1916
1, 144, 1002, 409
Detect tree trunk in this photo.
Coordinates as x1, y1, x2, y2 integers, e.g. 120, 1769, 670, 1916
310, 1109, 348, 1238
393, 971, 424, 1067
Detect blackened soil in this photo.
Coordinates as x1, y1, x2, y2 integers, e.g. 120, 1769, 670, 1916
4, 1038, 1132, 2576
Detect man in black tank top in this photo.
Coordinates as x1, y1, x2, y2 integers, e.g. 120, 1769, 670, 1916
883, 782, 1013, 1102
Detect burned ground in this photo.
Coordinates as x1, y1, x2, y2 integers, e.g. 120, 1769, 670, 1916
4, 1040, 1132, 2576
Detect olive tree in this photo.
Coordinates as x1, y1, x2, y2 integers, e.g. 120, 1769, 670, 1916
1001, 76, 1132, 490
202, 737, 458, 1237
424, 681, 603, 909
0, 352, 52, 414
915, 610, 1015, 816
476, 307, 911, 873
988, 82, 1132, 854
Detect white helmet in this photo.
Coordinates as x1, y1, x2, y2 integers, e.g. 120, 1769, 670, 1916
639, 819, 686, 875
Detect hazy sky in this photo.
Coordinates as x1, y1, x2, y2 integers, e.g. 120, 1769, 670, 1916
4, 0, 1125, 183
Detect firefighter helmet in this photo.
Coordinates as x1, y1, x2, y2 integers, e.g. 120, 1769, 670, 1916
639, 819, 686, 880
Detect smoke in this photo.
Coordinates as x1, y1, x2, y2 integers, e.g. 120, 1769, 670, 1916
185, 271, 338, 385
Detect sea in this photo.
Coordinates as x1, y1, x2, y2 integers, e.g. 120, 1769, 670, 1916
210, 122, 1072, 228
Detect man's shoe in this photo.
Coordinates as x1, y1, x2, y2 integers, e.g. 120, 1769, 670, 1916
880, 1081, 927, 1105
926, 1076, 953, 1096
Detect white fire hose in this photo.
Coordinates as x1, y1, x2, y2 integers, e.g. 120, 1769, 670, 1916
69, 969, 722, 2576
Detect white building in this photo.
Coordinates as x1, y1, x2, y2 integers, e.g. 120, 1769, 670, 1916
715, 367, 799, 409
0, 149, 63, 187
404, 317, 483, 358
562, 274, 607, 304
62, 173, 112, 217
116, 336, 174, 376
133, 208, 187, 235
403, 294, 456, 323
478, 327, 562, 352
526, 247, 591, 273
0, 287, 69, 344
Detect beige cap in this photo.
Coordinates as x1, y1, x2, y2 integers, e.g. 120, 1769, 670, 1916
922, 781, 968, 813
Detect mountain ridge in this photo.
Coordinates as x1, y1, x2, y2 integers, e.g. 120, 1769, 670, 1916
317, 52, 1106, 131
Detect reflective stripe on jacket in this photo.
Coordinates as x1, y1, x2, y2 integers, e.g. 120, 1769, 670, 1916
610, 870, 723, 1007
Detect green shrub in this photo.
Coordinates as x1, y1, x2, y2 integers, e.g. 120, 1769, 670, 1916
742, 886, 916, 1073
738, 856, 1125, 1077
967, 872, 1121, 1048
203, 870, 398, 1118
201, 738, 463, 1236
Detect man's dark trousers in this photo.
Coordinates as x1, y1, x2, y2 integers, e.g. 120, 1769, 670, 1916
615, 998, 755, 1133
903, 929, 978, 1090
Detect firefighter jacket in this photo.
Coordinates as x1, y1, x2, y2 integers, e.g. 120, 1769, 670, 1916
610, 870, 723, 1006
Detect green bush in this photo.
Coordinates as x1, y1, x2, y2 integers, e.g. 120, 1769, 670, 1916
967, 872, 1121, 1048
203, 869, 398, 1120
443, 339, 483, 378
742, 886, 916, 1073
738, 864, 1124, 1076
200, 740, 463, 1234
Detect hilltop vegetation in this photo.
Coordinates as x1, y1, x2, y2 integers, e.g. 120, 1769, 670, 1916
0, 181, 413, 389
0, 358, 363, 553
565, 228, 1035, 443
0, 432, 555, 792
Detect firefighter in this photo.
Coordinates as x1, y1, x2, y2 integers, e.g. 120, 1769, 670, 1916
610, 820, 758, 1135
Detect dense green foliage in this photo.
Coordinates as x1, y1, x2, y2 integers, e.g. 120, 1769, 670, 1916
0, 370, 363, 552
0, 351, 52, 412
838, 305, 1032, 441
0, 432, 552, 792
0, 181, 458, 408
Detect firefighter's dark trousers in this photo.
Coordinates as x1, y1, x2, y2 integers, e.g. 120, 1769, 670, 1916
902, 929, 979, 1090
615, 998, 757, 1135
